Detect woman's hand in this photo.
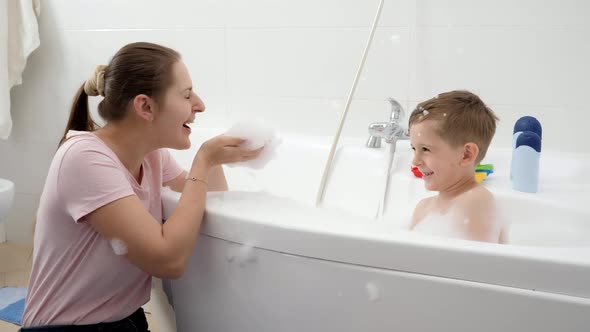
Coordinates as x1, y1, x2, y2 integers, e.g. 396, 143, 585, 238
194, 135, 263, 170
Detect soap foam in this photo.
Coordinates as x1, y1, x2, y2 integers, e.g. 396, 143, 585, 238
226, 246, 236, 262
237, 241, 257, 267
412, 210, 466, 239
110, 238, 128, 255
225, 119, 282, 169
366, 281, 380, 302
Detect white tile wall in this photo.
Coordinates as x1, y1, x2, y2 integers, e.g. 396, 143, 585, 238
61, 29, 228, 98
0, 139, 55, 195
227, 28, 365, 99
4, 193, 38, 244
49, 0, 227, 29
2, 0, 589, 243
417, 0, 589, 27
410, 27, 590, 106
226, 0, 410, 28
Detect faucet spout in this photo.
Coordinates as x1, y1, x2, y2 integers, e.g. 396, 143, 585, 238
388, 97, 404, 121
365, 97, 409, 218
384, 126, 409, 144
366, 97, 409, 149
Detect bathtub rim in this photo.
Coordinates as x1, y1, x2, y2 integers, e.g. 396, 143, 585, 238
162, 190, 590, 301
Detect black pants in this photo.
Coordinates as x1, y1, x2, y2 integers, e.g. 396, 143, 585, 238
18, 307, 149, 332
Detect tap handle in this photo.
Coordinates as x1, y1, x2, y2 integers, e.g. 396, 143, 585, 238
388, 97, 404, 122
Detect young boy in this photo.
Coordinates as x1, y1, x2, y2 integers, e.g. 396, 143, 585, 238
408, 90, 507, 243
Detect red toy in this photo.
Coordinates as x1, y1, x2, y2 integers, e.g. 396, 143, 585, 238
411, 166, 423, 178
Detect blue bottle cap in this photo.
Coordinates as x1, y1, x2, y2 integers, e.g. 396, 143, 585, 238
515, 131, 542, 152
513, 116, 542, 139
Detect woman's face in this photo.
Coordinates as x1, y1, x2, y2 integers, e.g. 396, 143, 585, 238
154, 61, 205, 149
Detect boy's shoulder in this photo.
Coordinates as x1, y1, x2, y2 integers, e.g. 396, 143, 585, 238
418, 195, 436, 204
457, 185, 495, 207
410, 195, 436, 230
455, 185, 502, 242
416, 195, 437, 211
455, 185, 497, 222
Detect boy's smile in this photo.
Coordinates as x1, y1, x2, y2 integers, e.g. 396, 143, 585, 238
410, 120, 468, 193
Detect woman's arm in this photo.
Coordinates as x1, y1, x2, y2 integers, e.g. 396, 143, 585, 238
88, 155, 210, 279
87, 136, 260, 279
207, 165, 228, 191
163, 170, 187, 192
164, 165, 227, 193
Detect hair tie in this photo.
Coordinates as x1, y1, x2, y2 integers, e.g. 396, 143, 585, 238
84, 65, 107, 96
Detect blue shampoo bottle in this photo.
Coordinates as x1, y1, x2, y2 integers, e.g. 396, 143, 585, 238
511, 116, 542, 179
512, 116, 542, 148
511, 131, 542, 193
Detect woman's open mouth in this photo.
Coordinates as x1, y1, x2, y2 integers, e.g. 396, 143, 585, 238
182, 122, 192, 134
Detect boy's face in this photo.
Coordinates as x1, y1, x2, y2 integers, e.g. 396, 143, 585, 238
410, 120, 468, 192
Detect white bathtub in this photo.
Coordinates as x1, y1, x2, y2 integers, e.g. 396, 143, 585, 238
162, 129, 590, 332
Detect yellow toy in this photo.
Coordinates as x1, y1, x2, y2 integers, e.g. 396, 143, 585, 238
474, 164, 494, 183
474, 172, 487, 183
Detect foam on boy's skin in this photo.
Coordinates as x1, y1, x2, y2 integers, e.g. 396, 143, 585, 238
414, 203, 503, 242
413, 211, 465, 239
110, 238, 128, 255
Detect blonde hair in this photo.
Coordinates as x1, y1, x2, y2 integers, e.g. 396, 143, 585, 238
409, 90, 498, 164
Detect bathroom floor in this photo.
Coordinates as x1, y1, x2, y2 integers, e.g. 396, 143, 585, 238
0, 242, 173, 332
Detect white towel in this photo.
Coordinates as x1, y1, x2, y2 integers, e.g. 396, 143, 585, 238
0, 0, 41, 140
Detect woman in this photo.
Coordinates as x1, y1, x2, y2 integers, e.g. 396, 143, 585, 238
20, 42, 261, 331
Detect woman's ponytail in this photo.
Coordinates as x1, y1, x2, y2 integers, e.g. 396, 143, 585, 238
58, 43, 181, 147
58, 84, 98, 147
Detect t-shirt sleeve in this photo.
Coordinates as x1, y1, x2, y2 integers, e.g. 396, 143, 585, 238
160, 148, 185, 184
57, 139, 136, 223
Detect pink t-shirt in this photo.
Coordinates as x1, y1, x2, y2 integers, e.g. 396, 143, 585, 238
22, 130, 184, 327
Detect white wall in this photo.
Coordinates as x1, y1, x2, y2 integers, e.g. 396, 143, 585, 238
1, 0, 589, 244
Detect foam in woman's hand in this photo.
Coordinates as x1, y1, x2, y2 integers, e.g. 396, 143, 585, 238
225, 119, 281, 169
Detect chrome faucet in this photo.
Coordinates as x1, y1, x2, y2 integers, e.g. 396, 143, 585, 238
366, 97, 409, 149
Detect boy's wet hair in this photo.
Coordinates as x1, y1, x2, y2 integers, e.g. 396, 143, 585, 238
409, 90, 498, 164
